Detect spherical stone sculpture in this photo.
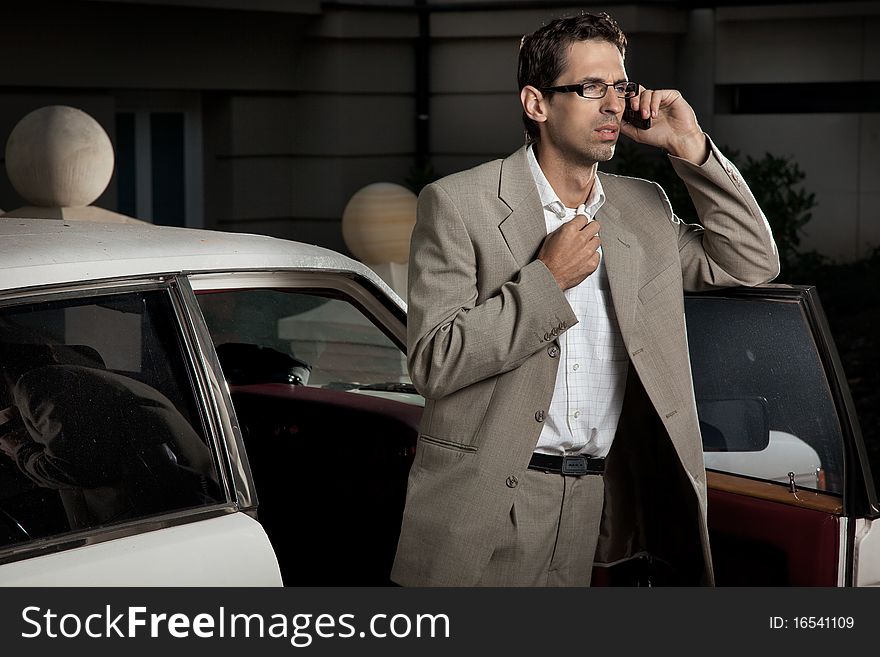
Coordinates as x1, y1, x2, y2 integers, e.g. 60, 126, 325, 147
5, 105, 115, 208
342, 182, 417, 265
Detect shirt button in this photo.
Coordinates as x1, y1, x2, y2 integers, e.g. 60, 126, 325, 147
506, 475, 519, 488
573, 410, 581, 419
547, 345, 559, 358
572, 363, 579, 371
535, 410, 545, 422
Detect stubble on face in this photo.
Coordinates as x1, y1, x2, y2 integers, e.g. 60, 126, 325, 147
544, 115, 618, 169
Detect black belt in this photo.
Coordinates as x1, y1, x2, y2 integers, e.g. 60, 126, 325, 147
528, 453, 605, 476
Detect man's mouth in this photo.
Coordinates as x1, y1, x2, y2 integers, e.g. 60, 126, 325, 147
595, 125, 619, 140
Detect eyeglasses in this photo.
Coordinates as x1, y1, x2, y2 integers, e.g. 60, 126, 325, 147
541, 81, 639, 99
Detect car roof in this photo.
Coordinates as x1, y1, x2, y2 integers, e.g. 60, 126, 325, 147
0, 218, 404, 308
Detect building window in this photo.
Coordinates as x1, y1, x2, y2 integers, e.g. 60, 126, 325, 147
114, 103, 202, 227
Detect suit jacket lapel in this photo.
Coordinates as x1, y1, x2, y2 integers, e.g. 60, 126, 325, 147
596, 193, 639, 340
498, 147, 546, 266
495, 152, 640, 341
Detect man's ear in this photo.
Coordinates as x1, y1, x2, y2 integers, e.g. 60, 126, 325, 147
520, 85, 548, 126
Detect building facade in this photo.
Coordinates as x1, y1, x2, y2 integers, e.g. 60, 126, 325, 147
0, 0, 877, 261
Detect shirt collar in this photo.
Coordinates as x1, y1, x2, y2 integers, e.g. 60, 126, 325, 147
527, 143, 605, 219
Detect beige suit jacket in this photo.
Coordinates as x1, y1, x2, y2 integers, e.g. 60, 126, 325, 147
392, 139, 779, 586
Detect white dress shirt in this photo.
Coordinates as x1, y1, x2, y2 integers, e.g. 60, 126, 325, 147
527, 145, 628, 458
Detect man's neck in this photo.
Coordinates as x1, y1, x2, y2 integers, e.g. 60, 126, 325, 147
533, 143, 598, 208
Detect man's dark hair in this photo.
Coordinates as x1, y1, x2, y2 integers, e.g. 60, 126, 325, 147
517, 12, 628, 144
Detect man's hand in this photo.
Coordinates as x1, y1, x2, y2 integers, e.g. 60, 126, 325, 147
538, 216, 601, 290
620, 87, 709, 165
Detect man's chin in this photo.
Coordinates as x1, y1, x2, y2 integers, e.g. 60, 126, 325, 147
592, 143, 617, 162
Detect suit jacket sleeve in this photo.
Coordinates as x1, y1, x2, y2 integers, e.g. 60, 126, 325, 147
407, 180, 576, 399
664, 137, 780, 290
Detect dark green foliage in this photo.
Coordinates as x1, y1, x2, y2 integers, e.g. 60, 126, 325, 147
732, 150, 819, 278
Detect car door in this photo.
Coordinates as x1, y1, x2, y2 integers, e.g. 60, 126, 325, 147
189, 270, 418, 586
0, 279, 282, 585
685, 284, 879, 586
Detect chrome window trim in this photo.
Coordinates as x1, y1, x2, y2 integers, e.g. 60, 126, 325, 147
840, 516, 852, 587
0, 277, 171, 308
175, 277, 257, 511
166, 278, 238, 507
0, 504, 238, 567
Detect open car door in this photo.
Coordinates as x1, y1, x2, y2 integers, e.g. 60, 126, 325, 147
685, 284, 879, 586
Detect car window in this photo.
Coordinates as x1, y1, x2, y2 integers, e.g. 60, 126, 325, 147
198, 289, 414, 395
0, 290, 223, 550
197, 287, 421, 585
686, 296, 844, 494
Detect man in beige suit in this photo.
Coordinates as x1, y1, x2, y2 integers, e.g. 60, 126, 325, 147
392, 12, 778, 586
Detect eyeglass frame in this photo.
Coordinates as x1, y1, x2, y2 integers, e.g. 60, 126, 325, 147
540, 80, 640, 100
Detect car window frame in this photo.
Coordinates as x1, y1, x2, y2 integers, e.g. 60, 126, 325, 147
185, 269, 408, 501
187, 270, 407, 348
0, 276, 239, 566
685, 284, 876, 521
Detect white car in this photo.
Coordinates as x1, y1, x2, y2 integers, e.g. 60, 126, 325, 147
0, 218, 410, 586
0, 218, 875, 587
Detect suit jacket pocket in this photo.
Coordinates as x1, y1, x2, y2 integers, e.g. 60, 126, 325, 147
415, 434, 473, 475
638, 261, 679, 304
420, 376, 498, 450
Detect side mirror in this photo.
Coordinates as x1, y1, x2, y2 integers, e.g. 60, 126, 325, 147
697, 396, 770, 452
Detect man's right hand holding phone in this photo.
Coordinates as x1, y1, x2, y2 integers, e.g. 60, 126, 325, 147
621, 86, 709, 165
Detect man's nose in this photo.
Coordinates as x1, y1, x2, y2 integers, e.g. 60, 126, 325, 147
601, 91, 624, 114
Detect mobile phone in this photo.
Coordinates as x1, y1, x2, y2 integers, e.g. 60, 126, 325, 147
623, 97, 651, 130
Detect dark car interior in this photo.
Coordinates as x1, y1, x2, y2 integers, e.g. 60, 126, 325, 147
227, 383, 419, 586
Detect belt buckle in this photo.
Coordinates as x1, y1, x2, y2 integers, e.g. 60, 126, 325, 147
561, 455, 588, 476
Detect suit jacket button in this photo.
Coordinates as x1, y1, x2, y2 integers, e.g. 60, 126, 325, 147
543, 332, 551, 341
535, 410, 545, 422
547, 345, 559, 358
551, 328, 559, 337
506, 475, 519, 488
